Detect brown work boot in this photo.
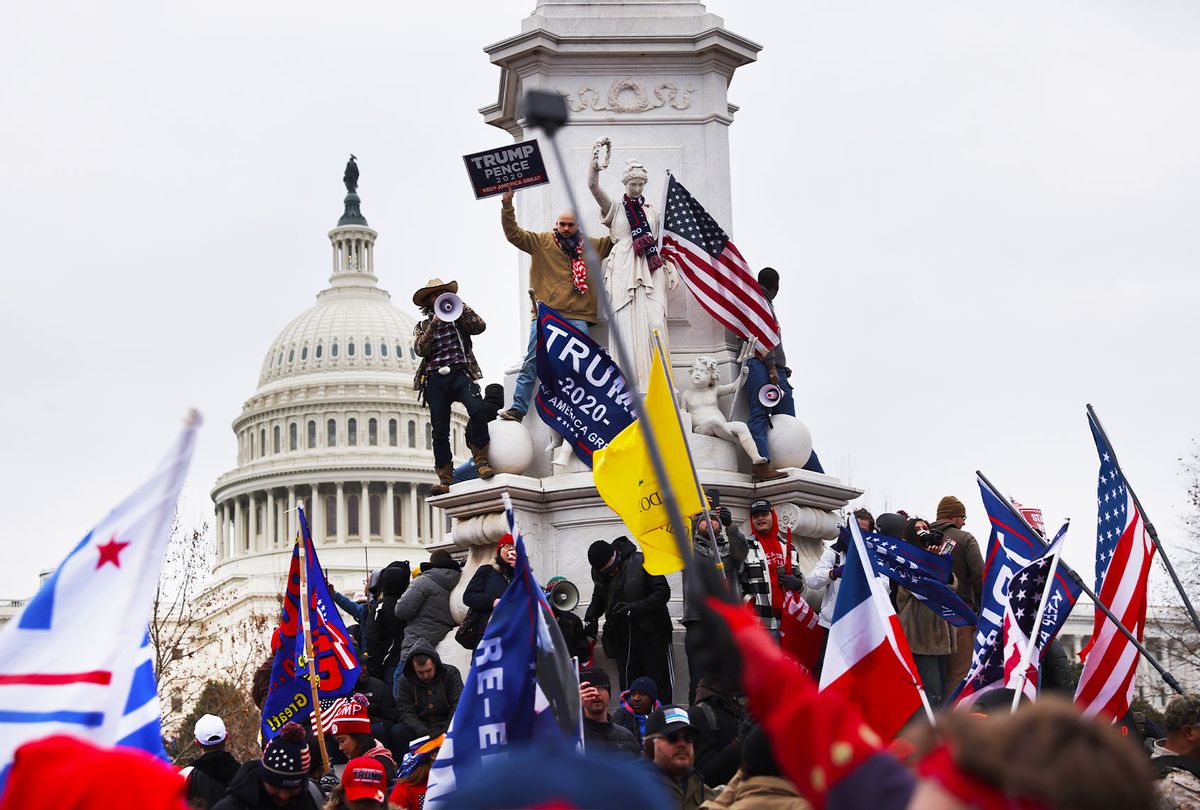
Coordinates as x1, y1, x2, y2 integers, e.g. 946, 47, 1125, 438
752, 460, 787, 483
430, 464, 455, 496
498, 408, 525, 422
469, 443, 495, 480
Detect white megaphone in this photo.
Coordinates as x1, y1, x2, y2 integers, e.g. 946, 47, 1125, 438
758, 383, 784, 409
433, 292, 463, 322
545, 576, 580, 612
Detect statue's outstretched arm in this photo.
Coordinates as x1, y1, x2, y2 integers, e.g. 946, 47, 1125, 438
587, 142, 612, 215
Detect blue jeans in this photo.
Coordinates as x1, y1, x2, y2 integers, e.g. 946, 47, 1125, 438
452, 460, 478, 483
510, 317, 590, 415
745, 358, 824, 472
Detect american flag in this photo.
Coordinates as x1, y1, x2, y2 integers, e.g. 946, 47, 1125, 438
658, 174, 781, 354
1001, 541, 1081, 702
779, 591, 825, 675
1074, 410, 1156, 719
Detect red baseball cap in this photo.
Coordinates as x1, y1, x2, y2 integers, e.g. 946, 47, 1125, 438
343, 756, 387, 803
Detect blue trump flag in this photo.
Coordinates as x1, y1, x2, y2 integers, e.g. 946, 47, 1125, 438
534, 302, 635, 466
952, 475, 1077, 703
425, 532, 579, 805
260, 508, 360, 741
859, 529, 977, 628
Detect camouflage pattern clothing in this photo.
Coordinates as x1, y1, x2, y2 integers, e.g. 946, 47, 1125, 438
1152, 741, 1200, 810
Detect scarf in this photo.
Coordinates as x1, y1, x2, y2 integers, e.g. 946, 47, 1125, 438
622, 194, 663, 271
554, 230, 589, 293
753, 515, 792, 617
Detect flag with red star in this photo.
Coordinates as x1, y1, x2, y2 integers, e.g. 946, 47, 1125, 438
0, 415, 198, 795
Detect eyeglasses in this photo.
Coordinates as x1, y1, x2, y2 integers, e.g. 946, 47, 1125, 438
661, 729, 696, 745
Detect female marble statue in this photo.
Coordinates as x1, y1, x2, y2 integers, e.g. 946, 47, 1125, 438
679, 357, 766, 465
587, 139, 680, 391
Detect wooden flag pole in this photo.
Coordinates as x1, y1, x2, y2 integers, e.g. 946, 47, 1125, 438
297, 512, 331, 774
1087, 404, 1200, 637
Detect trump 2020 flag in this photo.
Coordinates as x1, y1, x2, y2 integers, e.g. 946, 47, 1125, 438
260, 507, 360, 741
534, 303, 636, 466
0, 414, 198, 793
819, 519, 924, 740
425, 533, 577, 806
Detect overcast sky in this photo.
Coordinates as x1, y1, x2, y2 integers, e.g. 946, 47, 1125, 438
1, 1, 1196, 598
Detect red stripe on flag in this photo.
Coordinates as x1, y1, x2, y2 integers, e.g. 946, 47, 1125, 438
662, 237, 780, 348
822, 639, 922, 741
0, 671, 113, 686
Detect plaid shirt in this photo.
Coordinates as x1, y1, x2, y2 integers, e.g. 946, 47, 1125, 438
427, 319, 467, 369
413, 305, 485, 398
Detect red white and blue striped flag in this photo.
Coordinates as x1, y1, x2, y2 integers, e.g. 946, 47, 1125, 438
1074, 410, 1155, 720
0, 415, 197, 794
658, 174, 781, 355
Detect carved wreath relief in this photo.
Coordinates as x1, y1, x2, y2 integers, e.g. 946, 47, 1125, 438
559, 79, 696, 113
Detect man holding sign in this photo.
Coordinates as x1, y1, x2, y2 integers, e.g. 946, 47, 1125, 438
499, 188, 613, 422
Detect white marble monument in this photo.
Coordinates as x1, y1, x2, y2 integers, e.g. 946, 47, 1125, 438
434, 0, 860, 684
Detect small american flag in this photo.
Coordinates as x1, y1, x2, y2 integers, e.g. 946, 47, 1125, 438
658, 174, 780, 355
1074, 409, 1156, 719
1001, 542, 1080, 701
779, 592, 825, 675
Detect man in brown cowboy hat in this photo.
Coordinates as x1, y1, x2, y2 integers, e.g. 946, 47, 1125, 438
412, 278, 493, 495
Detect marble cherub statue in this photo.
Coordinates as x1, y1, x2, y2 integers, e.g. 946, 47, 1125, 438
679, 356, 766, 465
586, 137, 680, 391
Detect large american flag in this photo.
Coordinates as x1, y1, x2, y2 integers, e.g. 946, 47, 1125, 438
1074, 410, 1156, 719
658, 174, 780, 354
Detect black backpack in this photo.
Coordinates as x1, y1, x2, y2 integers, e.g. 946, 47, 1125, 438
1153, 754, 1200, 782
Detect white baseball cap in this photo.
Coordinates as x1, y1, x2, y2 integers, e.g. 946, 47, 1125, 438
194, 714, 228, 746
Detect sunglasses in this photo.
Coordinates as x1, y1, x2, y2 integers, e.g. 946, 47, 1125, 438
660, 729, 696, 745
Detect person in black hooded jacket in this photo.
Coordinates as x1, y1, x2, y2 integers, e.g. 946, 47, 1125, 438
182, 714, 240, 810
212, 723, 323, 810
374, 561, 411, 686
463, 534, 517, 625
584, 536, 674, 703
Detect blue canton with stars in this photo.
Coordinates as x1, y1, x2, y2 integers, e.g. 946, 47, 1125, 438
663, 175, 730, 257
1090, 417, 1130, 587
857, 528, 977, 627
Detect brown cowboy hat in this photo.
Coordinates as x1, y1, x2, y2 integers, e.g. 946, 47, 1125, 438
412, 277, 459, 307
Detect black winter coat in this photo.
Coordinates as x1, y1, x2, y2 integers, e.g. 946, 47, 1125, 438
582, 715, 641, 757
184, 750, 240, 810
463, 559, 514, 612
210, 761, 323, 810
374, 563, 411, 677
356, 671, 399, 724
584, 537, 672, 648
553, 606, 592, 662
692, 683, 745, 788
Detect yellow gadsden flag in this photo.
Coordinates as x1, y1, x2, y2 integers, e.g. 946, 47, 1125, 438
593, 342, 704, 576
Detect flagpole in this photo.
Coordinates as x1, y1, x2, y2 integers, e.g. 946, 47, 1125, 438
536, 123, 694, 566
976, 471, 1184, 697
653, 330, 723, 571
849, 521, 936, 726
1010, 536, 1067, 714
1087, 404, 1200, 637
297, 508, 332, 774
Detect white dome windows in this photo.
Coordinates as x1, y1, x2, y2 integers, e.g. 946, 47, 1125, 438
307, 420, 317, 449
273, 426, 281, 454
348, 342, 356, 358
289, 423, 298, 451
388, 419, 398, 447
316, 343, 324, 360
407, 420, 416, 448
300, 346, 308, 362
327, 419, 337, 447
348, 418, 358, 446
332, 342, 339, 358
368, 418, 378, 446
380, 343, 388, 358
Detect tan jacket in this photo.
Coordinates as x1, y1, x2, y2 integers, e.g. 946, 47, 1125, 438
700, 771, 810, 810
501, 200, 612, 324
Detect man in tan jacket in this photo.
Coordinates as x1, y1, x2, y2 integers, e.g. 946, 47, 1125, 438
498, 188, 613, 421
931, 495, 985, 689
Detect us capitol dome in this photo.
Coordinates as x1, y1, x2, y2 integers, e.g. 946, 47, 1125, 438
208, 164, 467, 590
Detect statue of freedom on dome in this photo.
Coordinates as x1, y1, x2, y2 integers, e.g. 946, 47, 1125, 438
343, 154, 359, 193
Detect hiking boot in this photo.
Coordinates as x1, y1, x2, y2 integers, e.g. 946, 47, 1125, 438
430, 464, 455, 496
498, 408, 525, 422
469, 443, 495, 480
752, 460, 787, 483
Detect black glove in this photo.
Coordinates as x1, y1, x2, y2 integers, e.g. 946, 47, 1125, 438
718, 507, 733, 528
583, 619, 598, 640
778, 573, 806, 592
318, 771, 339, 797
610, 601, 631, 617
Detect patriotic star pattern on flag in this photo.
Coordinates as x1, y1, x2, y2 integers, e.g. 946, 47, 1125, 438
860, 530, 976, 628
0, 417, 197, 795
1074, 409, 1156, 720
1000, 542, 1080, 702
658, 174, 781, 355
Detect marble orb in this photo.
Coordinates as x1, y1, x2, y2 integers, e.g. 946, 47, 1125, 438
766, 414, 814, 469
487, 419, 534, 474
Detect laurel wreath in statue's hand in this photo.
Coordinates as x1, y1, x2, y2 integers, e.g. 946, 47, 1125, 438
592, 137, 612, 171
